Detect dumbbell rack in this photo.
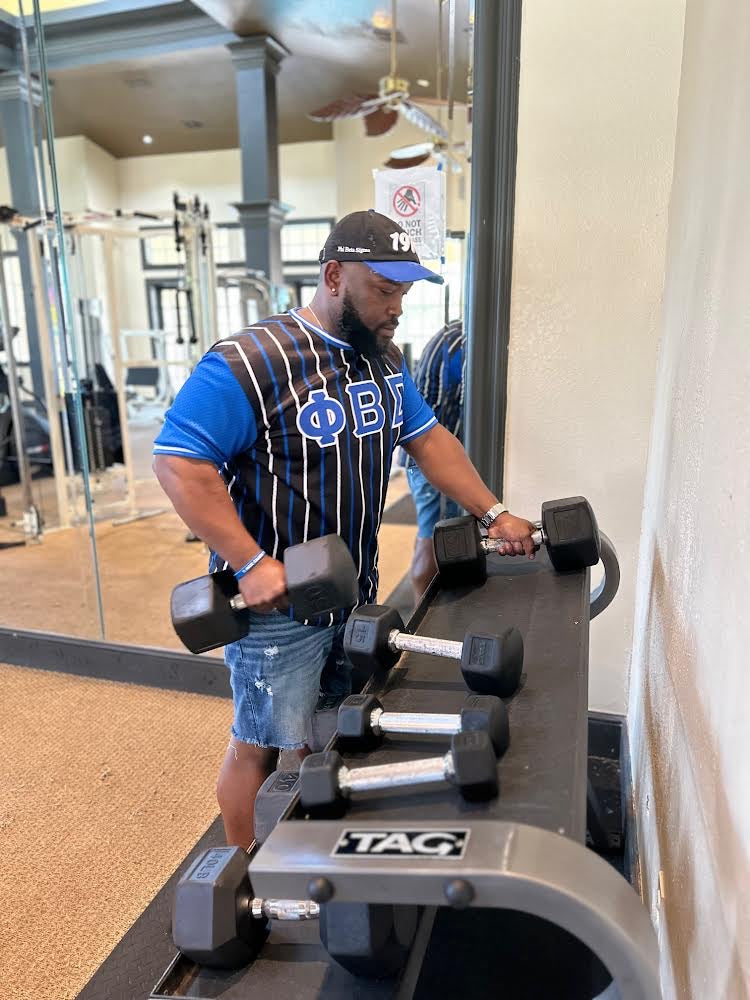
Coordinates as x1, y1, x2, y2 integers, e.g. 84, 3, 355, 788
152, 549, 656, 999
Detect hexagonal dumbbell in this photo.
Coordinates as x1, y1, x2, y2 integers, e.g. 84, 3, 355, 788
299, 730, 499, 815
171, 534, 359, 654
173, 847, 319, 969
434, 496, 601, 586
336, 693, 510, 756
344, 604, 524, 698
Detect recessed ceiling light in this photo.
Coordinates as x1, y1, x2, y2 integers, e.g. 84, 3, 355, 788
371, 9, 392, 30
416, 79, 430, 87
142, 134, 154, 145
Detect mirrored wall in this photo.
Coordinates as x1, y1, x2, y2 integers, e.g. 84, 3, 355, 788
0, 0, 473, 651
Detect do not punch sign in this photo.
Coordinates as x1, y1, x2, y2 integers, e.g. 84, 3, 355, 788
393, 184, 421, 217
375, 165, 445, 260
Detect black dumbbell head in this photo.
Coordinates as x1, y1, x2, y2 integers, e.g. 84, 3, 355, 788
541, 497, 601, 572
433, 516, 487, 586
285, 535, 359, 620
299, 751, 347, 814
337, 694, 384, 749
173, 847, 268, 968
459, 695, 510, 757
449, 731, 499, 801
254, 770, 299, 845
460, 624, 524, 698
171, 571, 250, 654
344, 604, 405, 671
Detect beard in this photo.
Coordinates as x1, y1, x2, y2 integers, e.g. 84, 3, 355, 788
334, 292, 391, 358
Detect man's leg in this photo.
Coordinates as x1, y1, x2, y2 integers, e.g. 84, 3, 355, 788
220, 610, 337, 849
317, 621, 353, 709
411, 536, 439, 602
217, 740, 277, 849
407, 464, 442, 602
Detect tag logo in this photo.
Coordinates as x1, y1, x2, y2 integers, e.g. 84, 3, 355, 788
297, 389, 347, 447
332, 829, 470, 858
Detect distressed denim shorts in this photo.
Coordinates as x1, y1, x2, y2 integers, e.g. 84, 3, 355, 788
224, 610, 350, 750
407, 462, 460, 539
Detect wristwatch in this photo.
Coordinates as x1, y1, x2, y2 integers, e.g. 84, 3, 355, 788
479, 502, 508, 529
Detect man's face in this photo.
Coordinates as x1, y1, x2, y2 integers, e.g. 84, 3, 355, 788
333, 263, 412, 358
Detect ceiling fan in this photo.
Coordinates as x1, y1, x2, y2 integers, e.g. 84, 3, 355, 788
381, 1, 471, 173
384, 138, 468, 172
307, 0, 449, 140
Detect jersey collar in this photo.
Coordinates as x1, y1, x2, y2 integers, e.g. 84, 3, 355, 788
289, 308, 353, 351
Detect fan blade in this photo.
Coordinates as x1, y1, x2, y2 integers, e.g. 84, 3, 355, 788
384, 152, 432, 169
390, 141, 435, 159
398, 100, 449, 139
364, 106, 400, 136
308, 94, 387, 122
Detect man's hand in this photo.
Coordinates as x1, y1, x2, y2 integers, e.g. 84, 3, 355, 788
237, 556, 288, 613
488, 512, 537, 559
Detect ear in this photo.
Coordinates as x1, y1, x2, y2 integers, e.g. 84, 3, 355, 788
323, 261, 343, 295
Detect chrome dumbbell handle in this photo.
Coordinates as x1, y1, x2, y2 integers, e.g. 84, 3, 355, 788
482, 527, 545, 555
370, 706, 462, 738
251, 898, 320, 921
387, 629, 463, 661
338, 752, 453, 795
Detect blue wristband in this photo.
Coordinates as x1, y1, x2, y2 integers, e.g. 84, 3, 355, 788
234, 551, 266, 580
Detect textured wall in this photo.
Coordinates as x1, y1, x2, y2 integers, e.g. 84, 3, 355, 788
628, 1, 750, 996
504, 0, 686, 711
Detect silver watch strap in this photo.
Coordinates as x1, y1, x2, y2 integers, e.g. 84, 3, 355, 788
479, 502, 508, 529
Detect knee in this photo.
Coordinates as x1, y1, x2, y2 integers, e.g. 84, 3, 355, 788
217, 741, 276, 792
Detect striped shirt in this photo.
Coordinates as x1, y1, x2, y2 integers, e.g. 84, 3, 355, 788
413, 320, 465, 439
154, 309, 437, 624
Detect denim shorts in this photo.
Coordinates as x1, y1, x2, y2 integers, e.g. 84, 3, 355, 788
407, 462, 460, 539
224, 610, 349, 750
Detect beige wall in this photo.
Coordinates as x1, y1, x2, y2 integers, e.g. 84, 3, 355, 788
504, 0, 686, 713
115, 141, 336, 222
628, 0, 750, 996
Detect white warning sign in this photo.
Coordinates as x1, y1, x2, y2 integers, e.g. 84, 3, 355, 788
374, 165, 445, 261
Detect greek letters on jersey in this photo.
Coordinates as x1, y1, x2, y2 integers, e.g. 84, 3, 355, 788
154, 309, 437, 623
296, 389, 346, 447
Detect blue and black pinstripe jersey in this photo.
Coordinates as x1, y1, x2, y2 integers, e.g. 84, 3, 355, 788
413, 320, 465, 440
154, 309, 437, 624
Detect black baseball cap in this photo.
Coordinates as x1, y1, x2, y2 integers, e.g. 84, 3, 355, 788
319, 209, 444, 284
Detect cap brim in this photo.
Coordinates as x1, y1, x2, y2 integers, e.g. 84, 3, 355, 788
366, 260, 444, 285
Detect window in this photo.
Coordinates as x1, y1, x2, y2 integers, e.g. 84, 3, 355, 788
281, 218, 333, 266
212, 225, 245, 267
396, 235, 466, 363
141, 230, 182, 268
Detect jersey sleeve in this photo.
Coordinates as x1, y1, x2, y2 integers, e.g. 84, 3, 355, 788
399, 358, 438, 444
153, 351, 258, 466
